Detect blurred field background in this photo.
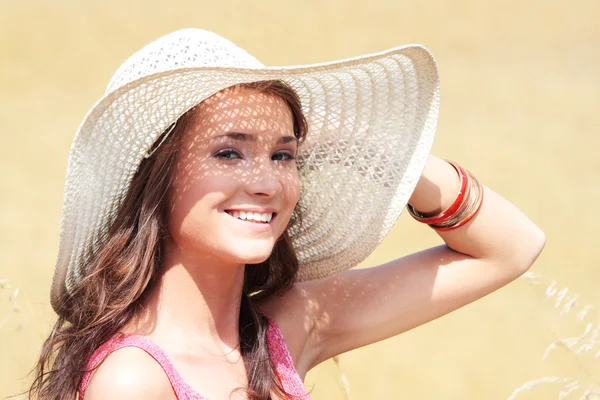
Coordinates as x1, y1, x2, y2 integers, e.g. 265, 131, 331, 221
1, 0, 599, 398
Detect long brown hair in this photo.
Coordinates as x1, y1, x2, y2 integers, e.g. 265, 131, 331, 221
27, 80, 308, 399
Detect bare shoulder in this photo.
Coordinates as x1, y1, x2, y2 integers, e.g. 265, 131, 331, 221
84, 346, 176, 400
256, 283, 317, 336
255, 283, 320, 376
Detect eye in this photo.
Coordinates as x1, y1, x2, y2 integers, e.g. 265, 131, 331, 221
272, 151, 296, 162
214, 149, 242, 160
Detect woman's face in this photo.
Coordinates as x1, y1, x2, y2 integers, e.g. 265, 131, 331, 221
167, 85, 301, 265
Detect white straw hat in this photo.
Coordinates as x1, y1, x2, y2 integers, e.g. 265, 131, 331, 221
50, 28, 440, 311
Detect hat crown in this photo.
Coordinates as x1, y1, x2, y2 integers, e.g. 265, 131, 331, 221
105, 28, 264, 94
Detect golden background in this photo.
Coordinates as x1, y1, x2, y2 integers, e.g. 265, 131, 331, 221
1, 0, 599, 398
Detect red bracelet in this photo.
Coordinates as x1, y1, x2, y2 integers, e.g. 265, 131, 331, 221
407, 160, 469, 225
431, 171, 484, 231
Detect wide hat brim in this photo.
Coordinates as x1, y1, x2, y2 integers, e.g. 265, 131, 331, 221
50, 29, 440, 313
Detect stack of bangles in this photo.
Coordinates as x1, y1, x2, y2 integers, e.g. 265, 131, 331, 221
407, 160, 484, 231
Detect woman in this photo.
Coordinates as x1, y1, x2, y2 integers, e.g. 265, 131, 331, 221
29, 29, 545, 399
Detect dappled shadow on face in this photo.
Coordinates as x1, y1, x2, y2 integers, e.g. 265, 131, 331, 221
165, 85, 301, 264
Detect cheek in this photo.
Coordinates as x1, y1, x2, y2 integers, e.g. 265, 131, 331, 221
282, 170, 301, 217
168, 170, 235, 235
288, 174, 301, 205
169, 151, 235, 213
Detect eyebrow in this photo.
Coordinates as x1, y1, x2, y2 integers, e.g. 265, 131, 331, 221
212, 132, 298, 144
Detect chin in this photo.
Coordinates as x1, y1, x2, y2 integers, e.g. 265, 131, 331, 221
230, 242, 275, 265
242, 254, 272, 265
241, 249, 274, 265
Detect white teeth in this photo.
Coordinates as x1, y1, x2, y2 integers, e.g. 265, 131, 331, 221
228, 211, 273, 223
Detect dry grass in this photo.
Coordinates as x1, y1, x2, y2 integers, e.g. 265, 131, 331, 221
1, 279, 29, 400
3, 273, 600, 399
0, 279, 24, 332
332, 355, 352, 400
508, 272, 600, 399
325, 271, 600, 400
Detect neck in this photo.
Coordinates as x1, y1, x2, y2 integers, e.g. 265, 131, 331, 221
130, 237, 245, 354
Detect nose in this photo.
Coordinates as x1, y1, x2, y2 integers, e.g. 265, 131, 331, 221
244, 157, 283, 198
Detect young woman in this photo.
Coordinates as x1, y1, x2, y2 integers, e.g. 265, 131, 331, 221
29, 29, 545, 399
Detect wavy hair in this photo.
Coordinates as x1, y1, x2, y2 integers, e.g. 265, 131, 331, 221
27, 80, 308, 399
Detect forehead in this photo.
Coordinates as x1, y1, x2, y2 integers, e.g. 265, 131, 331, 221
187, 85, 294, 139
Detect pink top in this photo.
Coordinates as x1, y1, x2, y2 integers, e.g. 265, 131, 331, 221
80, 316, 310, 399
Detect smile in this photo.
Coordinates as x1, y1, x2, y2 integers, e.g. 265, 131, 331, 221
225, 210, 276, 224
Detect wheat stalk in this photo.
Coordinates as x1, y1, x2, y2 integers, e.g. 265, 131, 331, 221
0, 279, 23, 332
508, 272, 600, 399
332, 355, 351, 399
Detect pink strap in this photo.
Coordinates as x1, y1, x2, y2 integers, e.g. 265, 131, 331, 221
264, 316, 311, 399
80, 317, 311, 399
79, 334, 207, 399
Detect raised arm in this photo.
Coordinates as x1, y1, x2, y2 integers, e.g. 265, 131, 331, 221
294, 154, 546, 370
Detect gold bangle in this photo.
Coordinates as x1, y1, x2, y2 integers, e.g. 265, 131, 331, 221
407, 160, 468, 222
430, 171, 483, 230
